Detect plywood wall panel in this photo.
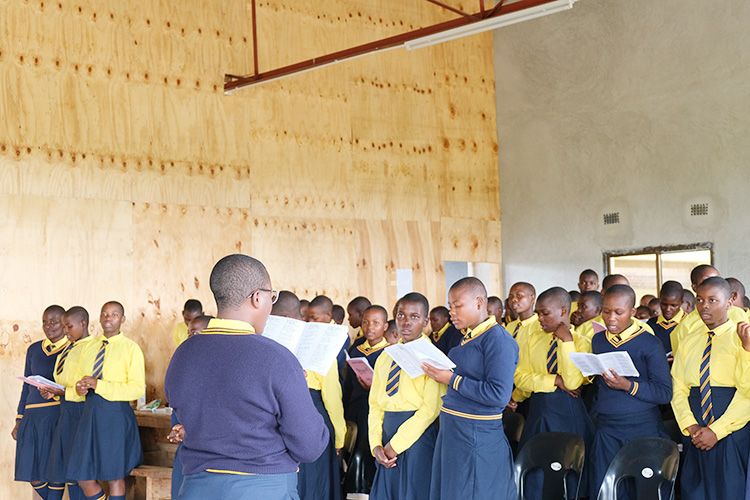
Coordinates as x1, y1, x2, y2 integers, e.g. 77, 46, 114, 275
0, 0, 500, 494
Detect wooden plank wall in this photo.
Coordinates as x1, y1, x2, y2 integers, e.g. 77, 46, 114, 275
0, 0, 500, 494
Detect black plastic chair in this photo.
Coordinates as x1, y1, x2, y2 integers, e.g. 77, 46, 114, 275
596, 437, 679, 500
503, 410, 525, 457
343, 438, 369, 494
339, 420, 358, 472
515, 431, 585, 500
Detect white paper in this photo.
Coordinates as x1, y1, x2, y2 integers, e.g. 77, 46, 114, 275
263, 315, 350, 376
384, 337, 456, 379
17, 375, 65, 391
347, 357, 374, 385
568, 351, 640, 378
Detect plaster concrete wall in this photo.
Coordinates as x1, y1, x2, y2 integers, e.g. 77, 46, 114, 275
493, 0, 750, 293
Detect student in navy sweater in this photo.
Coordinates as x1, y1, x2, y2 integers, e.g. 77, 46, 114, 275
588, 285, 672, 499
13, 305, 69, 500
423, 277, 518, 500
165, 254, 329, 500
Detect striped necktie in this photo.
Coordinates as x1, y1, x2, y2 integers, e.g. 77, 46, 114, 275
513, 323, 521, 339
56, 343, 73, 376
92, 340, 108, 380
386, 360, 401, 396
700, 331, 715, 425
547, 337, 558, 374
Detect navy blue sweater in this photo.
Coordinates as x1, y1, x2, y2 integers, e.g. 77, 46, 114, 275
164, 319, 329, 475
591, 326, 672, 416
17, 339, 68, 418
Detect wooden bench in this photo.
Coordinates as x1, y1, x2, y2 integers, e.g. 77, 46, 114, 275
129, 465, 172, 500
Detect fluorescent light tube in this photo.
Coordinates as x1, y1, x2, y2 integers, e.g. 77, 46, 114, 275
404, 0, 577, 51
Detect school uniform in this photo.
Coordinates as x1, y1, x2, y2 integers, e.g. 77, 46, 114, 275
588, 321, 672, 499
507, 314, 540, 404
67, 332, 145, 482
670, 306, 748, 354
47, 335, 96, 499
349, 328, 366, 353
577, 314, 655, 339
165, 318, 328, 500
15, 337, 69, 484
299, 361, 346, 500
515, 324, 594, 450
671, 319, 750, 500
430, 323, 462, 355
430, 317, 517, 500
369, 334, 445, 500
173, 321, 189, 348
647, 308, 684, 355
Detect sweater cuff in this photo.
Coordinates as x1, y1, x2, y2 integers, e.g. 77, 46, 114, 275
449, 373, 462, 392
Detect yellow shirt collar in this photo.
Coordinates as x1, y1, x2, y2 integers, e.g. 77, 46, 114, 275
357, 338, 389, 355
695, 318, 735, 338
203, 318, 257, 335
431, 322, 450, 342
461, 316, 497, 344
606, 320, 642, 342
657, 308, 684, 327
520, 313, 538, 327
42, 337, 69, 355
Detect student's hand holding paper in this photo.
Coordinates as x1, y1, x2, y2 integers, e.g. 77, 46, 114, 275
601, 369, 631, 391
39, 386, 62, 399
421, 362, 453, 385
356, 373, 372, 390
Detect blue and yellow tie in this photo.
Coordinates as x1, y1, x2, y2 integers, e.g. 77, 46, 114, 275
513, 323, 521, 339
547, 337, 558, 374
386, 360, 401, 396
56, 344, 73, 376
700, 331, 715, 425
92, 340, 108, 380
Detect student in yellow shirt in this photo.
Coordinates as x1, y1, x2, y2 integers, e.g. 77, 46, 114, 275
43, 306, 96, 500
505, 282, 539, 409
368, 293, 444, 500
172, 299, 203, 348
671, 266, 748, 354
67, 301, 145, 500
671, 277, 750, 500
384, 320, 399, 345
487, 296, 504, 323
572, 291, 603, 335
347, 296, 372, 351
300, 295, 346, 500
682, 288, 696, 314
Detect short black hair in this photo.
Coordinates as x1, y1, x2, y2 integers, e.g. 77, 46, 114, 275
450, 277, 488, 300
636, 305, 653, 317
726, 277, 746, 299
430, 306, 450, 319
64, 306, 89, 325
209, 254, 269, 311
191, 315, 214, 327
602, 274, 629, 292
332, 305, 345, 324
487, 296, 503, 308
569, 290, 581, 302
184, 299, 203, 313
660, 280, 684, 299
44, 304, 65, 316
580, 269, 598, 279
363, 305, 388, 322
347, 296, 371, 312
682, 289, 695, 307
697, 276, 732, 300
690, 264, 718, 286
398, 292, 429, 317
511, 282, 536, 296
271, 290, 301, 319
580, 290, 603, 308
309, 295, 334, 314
604, 284, 636, 309
103, 301, 125, 315
537, 287, 572, 311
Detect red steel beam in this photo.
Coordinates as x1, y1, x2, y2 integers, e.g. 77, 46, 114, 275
224, 0, 557, 93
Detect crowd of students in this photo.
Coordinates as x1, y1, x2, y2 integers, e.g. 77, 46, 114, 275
13, 257, 750, 500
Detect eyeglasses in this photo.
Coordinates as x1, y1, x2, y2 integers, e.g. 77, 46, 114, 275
247, 288, 279, 304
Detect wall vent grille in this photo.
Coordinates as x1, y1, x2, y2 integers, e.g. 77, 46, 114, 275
603, 212, 620, 225
690, 203, 709, 216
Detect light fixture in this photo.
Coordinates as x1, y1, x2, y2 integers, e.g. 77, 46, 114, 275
404, 0, 578, 51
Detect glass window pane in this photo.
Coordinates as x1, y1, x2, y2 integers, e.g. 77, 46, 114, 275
609, 254, 658, 302
660, 250, 712, 290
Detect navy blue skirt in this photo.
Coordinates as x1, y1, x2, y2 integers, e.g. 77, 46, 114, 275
297, 389, 340, 500
588, 407, 669, 499
47, 399, 84, 483
681, 387, 750, 500
66, 393, 143, 481
430, 411, 515, 500
15, 404, 61, 482
371, 410, 436, 500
